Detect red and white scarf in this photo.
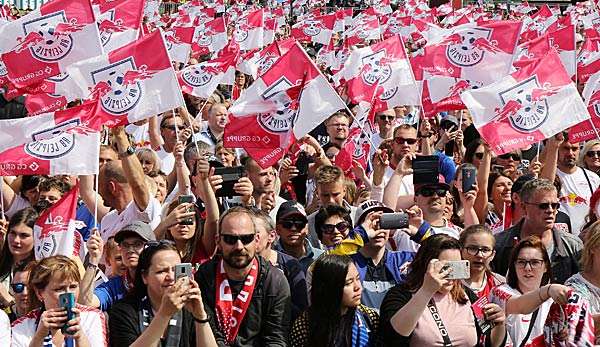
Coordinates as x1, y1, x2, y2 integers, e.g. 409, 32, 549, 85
215, 257, 259, 344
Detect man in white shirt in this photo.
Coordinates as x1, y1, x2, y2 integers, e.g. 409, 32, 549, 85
192, 103, 229, 152
243, 157, 286, 221
155, 111, 186, 174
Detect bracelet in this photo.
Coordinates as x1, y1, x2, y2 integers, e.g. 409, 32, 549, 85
194, 315, 210, 324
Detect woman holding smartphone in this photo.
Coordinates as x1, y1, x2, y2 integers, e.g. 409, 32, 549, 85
11, 255, 106, 347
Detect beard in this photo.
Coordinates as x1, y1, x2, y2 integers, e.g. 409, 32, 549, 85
223, 249, 253, 269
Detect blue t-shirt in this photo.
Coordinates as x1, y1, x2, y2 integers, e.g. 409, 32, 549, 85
94, 276, 126, 311
76, 201, 98, 241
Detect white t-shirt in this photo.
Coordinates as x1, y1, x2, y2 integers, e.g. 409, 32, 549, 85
490, 284, 552, 347
0, 310, 9, 345
557, 167, 600, 236
99, 197, 162, 242
11, 305, 107, 347
5, 194, 30, 219
155, 146, 175, 175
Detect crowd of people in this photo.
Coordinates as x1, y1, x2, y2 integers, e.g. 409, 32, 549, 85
1, 0, 600, 346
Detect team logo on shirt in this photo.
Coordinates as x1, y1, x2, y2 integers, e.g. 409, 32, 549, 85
24, 118, 79, 159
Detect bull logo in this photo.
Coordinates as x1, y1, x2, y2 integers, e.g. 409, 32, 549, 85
233, 19, 250, 43
35, 233, 58, 259
91, 57, 143, 115
302, 19, 324, 36
181, 63, 218, 87
361, 50, 393, 85
24, 118, 79, 159
194, 26, 215, 47
386, 17, 403, 34
46, 72, 69, 97
257, 53, 277, 75
257, 77, 300, 134
0, 60, 7, 78
444, 27, 495, 67
21, 11, 75, 62
97, 10, 120, 47
495, 76, 550, 132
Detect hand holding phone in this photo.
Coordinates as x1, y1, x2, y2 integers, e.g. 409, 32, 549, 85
178, 195, 195, 225
462, 166, 477, 192
59, 292, 76, 335
441, 260, 470, 280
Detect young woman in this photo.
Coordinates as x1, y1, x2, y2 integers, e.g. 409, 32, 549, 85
479, 172, 513, 234
214, 142, 238, 167
314, 205, 353, 248
11, 255, 106, 346
109, 241, 217, 347
380, 234, 507, 346
578, 140, 600, 175
290, 254, 379, 346
162, 200, 210, 265
459, 225, 505, 298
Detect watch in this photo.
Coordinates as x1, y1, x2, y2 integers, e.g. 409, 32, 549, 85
118, 146, 136, 159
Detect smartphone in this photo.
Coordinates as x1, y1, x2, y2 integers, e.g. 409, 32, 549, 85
462, 167, 477, 192
442, 260, 470, 280
379, 212, 409, 230
59, 292, 75, 335
295, 151, 313, 176
178, 195, 195, 225
214, 166, 246, 197
412, 155, 439, 186
491, 164, 504, 173
175, 263, 193, 281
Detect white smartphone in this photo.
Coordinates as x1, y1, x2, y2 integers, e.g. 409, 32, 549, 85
442, 260, 470, 280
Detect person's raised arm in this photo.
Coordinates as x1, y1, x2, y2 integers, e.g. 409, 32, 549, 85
540, 133, 563, 182
474, 143, 492, 223
459, 184, 480, 227
148, 115, 163, 150
78, 175, 110, 222
194, 160, 219, 258
174, 141, 191, 198
382, 154, 414, 211
78, 228, 102, 308
1, 177, 16, 213
112, 126, 150, 211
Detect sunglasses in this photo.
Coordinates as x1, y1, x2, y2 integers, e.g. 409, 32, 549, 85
221, 233, 256, 246
280, 220, 307, 229
393, 137, 418, 145
474, 152, 484, 160
498, 153, 520, 161
321, 221, 350, 234
586, 150, 600, 158
418, 187, 448, 197
379, 115, 395, 121
524, 202, 560, 210
162, 125, 186, 131
11, 283, 25, 294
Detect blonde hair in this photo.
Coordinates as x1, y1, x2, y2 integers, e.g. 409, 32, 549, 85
136, 148, 161, 173
578, 140, 600, 169
27, 255, 81, 311
582, 220, 600, 272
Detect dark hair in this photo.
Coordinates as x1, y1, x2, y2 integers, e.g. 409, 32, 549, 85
402, 234, 467, 304
506, 236, 552, 292
0, 208, 38, 281
20, 175, 45, 199
164, 200, 203, 263
486, 172, 512, 201
463, 139, 485, 165
308, 254, 356, 346
314, 205, 353, 241
130, 241, 179, 300
322, 142, 342, 154
38, 177, 69, 195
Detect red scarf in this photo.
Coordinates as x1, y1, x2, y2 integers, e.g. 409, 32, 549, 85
215, 257, 259, 344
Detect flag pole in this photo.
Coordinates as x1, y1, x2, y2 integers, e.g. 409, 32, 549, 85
94, 166, 99, 228
0, 178, 4, 220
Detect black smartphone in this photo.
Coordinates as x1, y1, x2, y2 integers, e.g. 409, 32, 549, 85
412, 155, 439, 185
462, 166, 477, 192
178, 195, 195, 225
295, 151, 313, 176
59, 292, 75, 335
379, 212, 409, 230
214, 166, 246, 197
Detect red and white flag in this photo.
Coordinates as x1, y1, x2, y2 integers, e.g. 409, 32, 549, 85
334, 8, 353, 32
178, 51, 236, 99
569, 70, 600, 143
291, 13, 335, 46
263, 18, 277, 46
224, 42, 346, 168
237, 38, 294, 79
66, 30, 185, 127
96, 0, 144, 52
24, 73, 79, 116
233, 9, 264, 51
461, 50, 589, 155
34, 183, 87, 261
164, 26, 195, 63
345, 13, 380, 46
0, 0, 103, 88
517, 25, 576, 79
191, 17, 227, 57
577, 35, 600, 84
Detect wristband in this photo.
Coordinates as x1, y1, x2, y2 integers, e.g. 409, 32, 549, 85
194, 315, 210, 324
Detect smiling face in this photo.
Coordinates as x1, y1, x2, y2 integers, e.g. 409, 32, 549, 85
321, 215, 350, 248
491, 176, 513, 204
584, 144, 600, 171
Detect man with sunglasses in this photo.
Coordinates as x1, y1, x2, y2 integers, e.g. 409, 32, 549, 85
369, 110, 396, 159
7, 261, 29, 322
274, 201, 324, 273
156, 110, 189, 174
196, 206, 291, 345
492, 179, 582, 284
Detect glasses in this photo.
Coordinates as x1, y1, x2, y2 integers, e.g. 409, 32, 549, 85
11, 283, 25, 294
524, 201, 560, 210
280, 220, 307, 229
516, 258, 545, 269
474, 152, 484, 160
498, 153, 520, 161
321, 221, 351, 234
328, 123, 348, 128
393, 137, 418, 145
417, 187, 448, 197
120, 240, 146, 251
379, 115, 395, 121
586, 150, 600, 158
162, 125, 186, 131
464, 246, 493, 257
221, 233, 256, 246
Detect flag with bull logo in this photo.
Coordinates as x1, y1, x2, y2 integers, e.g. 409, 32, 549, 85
34, 182, 87, 261
163, 26, 195, 63
291, 13, 335, 46
96, 0, 144, 52
0, 0, 103, 88
191, 17, 227, 57
24, 72, 79, 116
461, 50, 589, 155
569, 70, 600, 143
66, 30, 185, 127
237, 38, 294, 79
577, 34, 600, 84
233, 9, 264, 51
177, 50, 237, 99
223, 42, 346, 168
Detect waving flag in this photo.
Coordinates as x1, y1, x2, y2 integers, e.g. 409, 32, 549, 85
97, 0, 143, 52
521, 25, 576, 78
67, 30, 185, 127
578, 35, 600, 83
24, 73, 79, 116
237, 38, 294, 79
233, 9, 264, 51
345, 14, 380, 46
291, 13, 335, 45
191, 17, 227, 57
164, 26, 195, 63
461, 50, 589, 155
224, 42, 346, 168
0, 0, 103, 88
569, 70, 600, 143
178, 50, 236, 99
34, 183, 87, 261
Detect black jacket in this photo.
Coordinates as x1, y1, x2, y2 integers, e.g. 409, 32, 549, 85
195, 255, 291, 347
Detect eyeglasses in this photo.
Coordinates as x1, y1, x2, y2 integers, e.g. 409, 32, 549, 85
280, 220, 307, 229
120, 240, 146, 251
474, 152, 484, 160
379, 115, 395, 121
516, 258, 545, 269
393, 137, 418, 145
417, 187, 448, 197
464, 246, 493, 257
586, 150, 600, 158
524, 201, 560, 210
220, 233, 256, 246
321, 221, 351, 234
10, 283, 25, 294
498, 153, 520, 161
162, 125, 186, 131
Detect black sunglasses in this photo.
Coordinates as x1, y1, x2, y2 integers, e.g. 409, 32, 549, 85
11, 283, 25, 294
498, 153, 520, 161
379, 115, 395, 121
524, 202, 560, 210
280, 220, 307, 229
418, 187, 448, 197
586, 150, 600, 158
394, 137, 418, 145
221, 233, 256, 245
474, 152, 484, 160
321, 221, 350, 234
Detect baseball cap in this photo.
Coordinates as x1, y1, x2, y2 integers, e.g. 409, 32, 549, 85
114, 221, 156, 244
355, 200, 394, 225
414, 174, 451, 195
276, 200, 307, 222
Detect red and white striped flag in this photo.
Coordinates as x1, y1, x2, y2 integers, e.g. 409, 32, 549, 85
291, 13, 335, 46
0, 0, 103, 88
96, 0, 144, 52
34, 183, 87, 261
233, 9, 264, 51
67, 30, 185, 127
461, 50, 589, 155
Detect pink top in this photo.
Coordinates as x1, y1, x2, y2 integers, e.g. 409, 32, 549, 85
410, 292, 478, 347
